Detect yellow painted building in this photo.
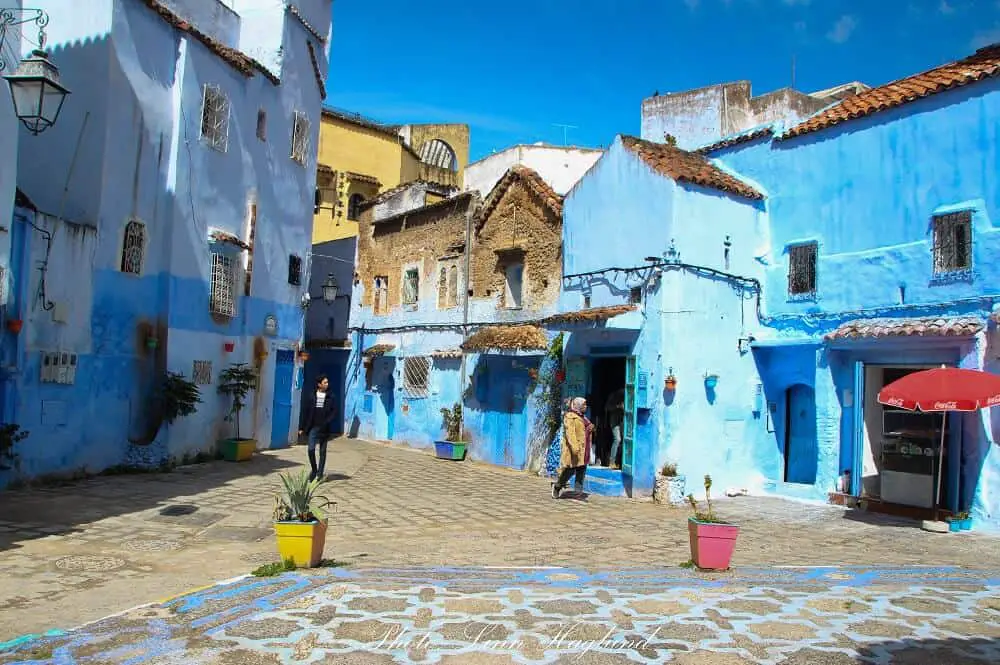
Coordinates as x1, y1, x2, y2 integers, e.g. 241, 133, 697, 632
312, 108, 470, 243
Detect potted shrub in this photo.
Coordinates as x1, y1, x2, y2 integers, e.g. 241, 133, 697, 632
946, 515, 961, 533
161, 371, 202, 425
218, 363, 258, 461
272, 470, 336, 567
435, 402, 467, 461
959, 511, 973, 531
686, 475, 740, 571
0, 423, 28, 471
653, 462, 686, 506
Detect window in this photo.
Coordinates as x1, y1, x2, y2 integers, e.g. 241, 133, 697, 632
629, 286, 642, 304
504, 261, 523, 309
348, 194, 365, 221
291, 111, 310, 164
403, 357, 430, 397
210, 251, 236, 317
200, 84, 230, 152
192, 360, 213, 385
437, 265, 448, 308
120, 219, 146, 275
933, 211, 972, 273
288, 254, 302, 286
256, 109, 267, 141
373, 276, 389, 315
448, 264, 459, 307
437, 261, 459, 309
402, 267, 419, 305
788, 242, 817, 296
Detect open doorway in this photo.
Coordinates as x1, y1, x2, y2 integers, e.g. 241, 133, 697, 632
588, 357, 625, 468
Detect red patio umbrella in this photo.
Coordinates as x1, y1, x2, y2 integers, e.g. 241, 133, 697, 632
877, 366, 1000, 524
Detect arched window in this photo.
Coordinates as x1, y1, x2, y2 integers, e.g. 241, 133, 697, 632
447, 264, 458, 307
347, 193, 365, 221
419, 139, 457, 172
120, 219, 146, 274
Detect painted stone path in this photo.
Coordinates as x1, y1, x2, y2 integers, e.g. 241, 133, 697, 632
3, 566, 1000, 664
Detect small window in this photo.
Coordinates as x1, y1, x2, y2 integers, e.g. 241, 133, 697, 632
504, 261, 523, 309
291, 111, 310, 164
403, 356, 430, 397
437, 265, 448, 309
788, 242, 817, 296
192, 360, 213, 385
373, 276, 389, 314
447, 264, 459, 307
256, 108, 267, 141
200, 84, 230, 152
402, 267, 419, 305
210, 251, 236, 317
629, 286, 642, 304
348, 194, 365, 221
120, 219, 146, 275
583, 294, 591, 309
933, 211, 972, 273
288, 254, 302, 286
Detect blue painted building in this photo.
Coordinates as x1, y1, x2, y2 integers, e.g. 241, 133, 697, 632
0, 0, 332, 485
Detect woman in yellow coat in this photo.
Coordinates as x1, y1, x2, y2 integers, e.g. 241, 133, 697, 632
552, 397, 594, 498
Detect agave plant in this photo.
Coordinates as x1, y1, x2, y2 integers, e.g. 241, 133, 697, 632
273, 470, 336, 523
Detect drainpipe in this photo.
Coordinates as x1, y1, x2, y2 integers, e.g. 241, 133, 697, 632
458, 199, 474, 436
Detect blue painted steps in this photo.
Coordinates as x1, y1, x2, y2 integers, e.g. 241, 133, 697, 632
583, 466, 627, 497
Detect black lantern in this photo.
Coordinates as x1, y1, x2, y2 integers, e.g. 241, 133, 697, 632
321, 273, 338, 304
4, 48, 70, 135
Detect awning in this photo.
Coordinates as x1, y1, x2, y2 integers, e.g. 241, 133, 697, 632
362, 344, 396, 357
461, 325, 548, 352
824, 317, 984, 342
542, 305, 637, 327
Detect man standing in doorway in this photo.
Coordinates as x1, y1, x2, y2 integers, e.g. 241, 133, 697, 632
605, 387, 625, 470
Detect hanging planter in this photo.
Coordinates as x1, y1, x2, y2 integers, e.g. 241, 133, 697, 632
299, 351, 310, 363
704, 373, 719, 390
146, 336, 159, 350
665, 371, 678, 391
223, 341, 236, 353
6, 319, 23, 334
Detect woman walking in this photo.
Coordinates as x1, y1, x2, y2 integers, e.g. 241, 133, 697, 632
552, 397, 595, 498
298, 374, 337, 482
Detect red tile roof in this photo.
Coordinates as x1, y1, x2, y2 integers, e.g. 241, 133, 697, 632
306, 41, 327, 100
696, 127, 774, 155
362, 344, 395, 357
784, 44, 1000, 139
479, 166, 563, 229
620, 135, 764, 201
141, 0, 279, 85
287, 5, 327, 43
824, 317, 984, 341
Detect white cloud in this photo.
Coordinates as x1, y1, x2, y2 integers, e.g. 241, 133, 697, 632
939, 0, 956, 14
826, 15, 858, 44
971, 24, 1000, 49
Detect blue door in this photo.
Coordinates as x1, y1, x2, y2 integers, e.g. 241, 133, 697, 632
784, 384, 818, 484
622, 356, 637, 494
270, 349, 295, 449
481, 356, 535, 469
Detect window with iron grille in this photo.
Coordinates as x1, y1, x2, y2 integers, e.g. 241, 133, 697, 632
288, 254, 302, 286
403, 357, 430, 397
402, 267, 419, 305
256, 108, 267, 141
347, 194, 364, 221
629, 286, 642, 304
192, 360, 213, 385
200, 84, 230, 152
210, 251, 236, 317
120, 219, 146, 275
291, 111, 310, 164
788, 242, 817, 296
933, 211, 972, 273
373, 276, 388, 314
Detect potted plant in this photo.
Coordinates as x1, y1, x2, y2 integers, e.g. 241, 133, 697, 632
946, 515, 961, 533
0, 423, 28, 471
272, 470, 336, 567
653, 462, 686, 506
435, 402, 467, 460
686, 475, 740, 571
958, 511, 972, 531
217, 363, 258, 461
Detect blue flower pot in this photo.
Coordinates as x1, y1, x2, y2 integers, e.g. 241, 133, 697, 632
961, 517, 972, 531
434, 440, 467, 461
948, 519, 961, 532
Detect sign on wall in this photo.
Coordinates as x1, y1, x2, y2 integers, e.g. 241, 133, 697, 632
264, 314, 278, 337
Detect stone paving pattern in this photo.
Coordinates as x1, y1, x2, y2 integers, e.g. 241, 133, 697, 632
0, 438, 997, 644
2, 566, 1000, 664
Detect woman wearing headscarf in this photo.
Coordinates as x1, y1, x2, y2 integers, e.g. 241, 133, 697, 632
552, 397, 595, 498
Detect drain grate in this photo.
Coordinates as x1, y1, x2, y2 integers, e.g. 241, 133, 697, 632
159, 504, 198, 517
55, 555, 127, 572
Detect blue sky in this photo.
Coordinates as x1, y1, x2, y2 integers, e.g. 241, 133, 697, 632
326, 0, 1000, 162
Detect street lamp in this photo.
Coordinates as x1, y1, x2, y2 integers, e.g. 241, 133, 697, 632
300, 273, 342, 309
1, 8, 70, 135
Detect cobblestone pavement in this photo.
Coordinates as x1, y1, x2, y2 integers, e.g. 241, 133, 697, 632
3, 566, 1000, 664
0, 438, 997, 643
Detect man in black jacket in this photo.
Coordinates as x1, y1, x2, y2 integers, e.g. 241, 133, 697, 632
298, 374, 337, 481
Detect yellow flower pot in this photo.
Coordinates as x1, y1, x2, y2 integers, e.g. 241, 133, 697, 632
219, 438, 256, 461
274, 518, 328, 567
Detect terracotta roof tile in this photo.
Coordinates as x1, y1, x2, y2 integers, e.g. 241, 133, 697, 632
287, 5, 327, 43
461, 325, 548, 352
824, 316, 984, 341
317, 163, 334, 176
620, 135, 764, 201
543, 305, 637, 325
306, 41, 327, 100
362, 344, 395, 357
140, 0, 279, 85
479, 166, 563, 230
696, 127, 774, 155
344, 171, 381, 187
209, 229, 251, 251
784, 44, 1000, 139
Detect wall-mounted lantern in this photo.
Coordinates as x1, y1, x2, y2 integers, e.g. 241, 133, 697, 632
1, 10, 70, 136
301, 273, 341, 309
737, 334, 755, 354
664, 368, 677, 391
704, 372, 719, 390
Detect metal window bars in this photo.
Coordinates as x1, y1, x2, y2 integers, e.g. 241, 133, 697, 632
120, 219, 145, 275
288, 254, 302, 286
373, 276, 389, 315
403, 357, 430, 397
788, 243, 817, 296
192, 360, 213, 385
933, 211, 972, 273
402, 268, 419, 305
210, 252, 236, 317
291, 111, 309, 164
200, 84, 230, 153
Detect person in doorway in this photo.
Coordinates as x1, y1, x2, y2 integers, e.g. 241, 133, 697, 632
298, 374, 337, 482
605, 387, 625, 470
552, 397, 595, 498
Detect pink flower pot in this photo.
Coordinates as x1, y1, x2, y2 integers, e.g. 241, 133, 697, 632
688, 517, 739, 570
